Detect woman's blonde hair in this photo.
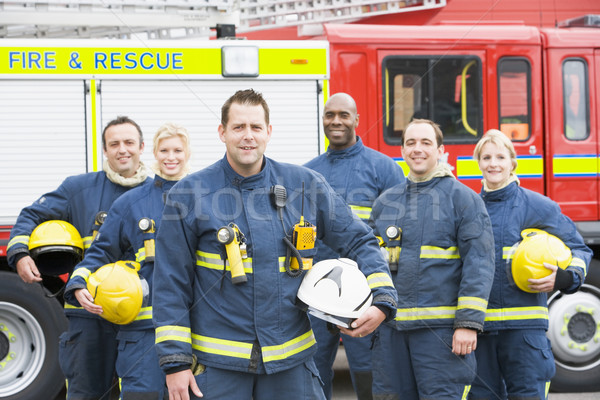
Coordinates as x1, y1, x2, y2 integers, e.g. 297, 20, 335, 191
473, 129, 517, 171
152, 122, 191, 179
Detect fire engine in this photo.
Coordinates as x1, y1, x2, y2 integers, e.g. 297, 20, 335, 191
1, 13, 600, 400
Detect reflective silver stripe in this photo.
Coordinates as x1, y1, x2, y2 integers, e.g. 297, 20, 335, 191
155, 325, 191, 344
367, 272, 394, 289
136, 247, 146, 262
135, 306, 152, 321
191, 334, 253, 359
457, 296, 487, 313
485, 306, 548, 321
7, 235, 29, 249
262, 330, 316, 362
395, 307, 456, 321
420, 246, 460, 259
70, 267, 91, 281
570, 257, 587, 276
349, 205, 372, 220
502, 246, 515, 260
82, 236, 93, 249
196, 250, 253, 274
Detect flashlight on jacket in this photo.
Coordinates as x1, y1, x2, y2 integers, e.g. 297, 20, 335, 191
217, 224, 247, 284
138, 218, 156, 262
385, 225, 402, 272
92, 211, 107, 241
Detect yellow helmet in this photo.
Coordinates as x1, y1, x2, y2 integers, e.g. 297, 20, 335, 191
510, 228, 572, 293
29, 220, 84, 276
86, 261, 147, 325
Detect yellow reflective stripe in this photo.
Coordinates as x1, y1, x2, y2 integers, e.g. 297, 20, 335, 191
395, 306, 456, 321
7, 235, 29, 249
570, 257, 587, 276
485, 306, 548, 321
191, 334, 253, 359
196, 250, 253, 274
420, 246, 460, 259
367, 272, 394, 289
155, 325, 192, 344
70, 267, 91, 281
349, 205, 372, 220
64, 303, 83, 310
545, 381, 551, 398
457, 296, 488, 313
262, 330, 316, 363
134, 306, 152, 321
136, 247, 146, 263
462, 385, 471, 400
502, 246, 515, 260
553, 154, 597, 177
83, 236, 93, 249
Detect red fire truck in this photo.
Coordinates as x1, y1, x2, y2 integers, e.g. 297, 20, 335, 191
1, 13, 600, 399
325, 16, 600, 392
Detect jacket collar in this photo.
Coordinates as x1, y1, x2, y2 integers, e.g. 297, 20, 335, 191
481, 180, 519, 202
220, 154, 270, 188
326, 136, 363, 159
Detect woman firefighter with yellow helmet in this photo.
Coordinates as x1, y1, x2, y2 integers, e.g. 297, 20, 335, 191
469, 129, 592, 400
63, 122, 191, 399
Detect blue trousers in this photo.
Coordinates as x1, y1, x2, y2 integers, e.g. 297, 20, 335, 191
116, 328, 166, 399
311, 315, 373, 399
58, 315, 119, 400
372, 325, 476, 400
469, 329, 555, 400
188, 359, 325, 399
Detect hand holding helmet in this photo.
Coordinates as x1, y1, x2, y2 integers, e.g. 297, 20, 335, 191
508, 228, 572, 293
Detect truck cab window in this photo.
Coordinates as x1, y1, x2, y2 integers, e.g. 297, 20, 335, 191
563, 58, 589, 140
498, 58, 531, 141
383, 56, 482, 145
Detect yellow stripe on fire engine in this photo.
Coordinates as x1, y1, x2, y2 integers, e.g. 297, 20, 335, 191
552, 154, 597, 178
456, 155, 543, 180
259, 48, 327, 76
1, 46, 327, 76
393, 158, 410, 176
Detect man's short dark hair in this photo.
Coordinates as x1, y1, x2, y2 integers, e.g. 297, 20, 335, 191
221, 89, 270, 127
102, 116, 144, 150
403, 119, 444, 147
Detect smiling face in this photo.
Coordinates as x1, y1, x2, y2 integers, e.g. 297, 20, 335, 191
154, 135, 188, 178
323, 93, 359, 151
103, 123, 144, 178
218, 102, 272, 177
401, 122, 444, 178
477, 141, 514, 189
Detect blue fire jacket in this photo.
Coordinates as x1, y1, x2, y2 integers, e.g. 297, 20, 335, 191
304, 137, 405, 262
371, 174, 495, 332
64, 175, 176, 330
7, 171, 150, 317
153, 155, 398, 375
480, 181, 591, 331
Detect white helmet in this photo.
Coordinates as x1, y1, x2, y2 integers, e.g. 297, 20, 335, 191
297, 258, 373, 328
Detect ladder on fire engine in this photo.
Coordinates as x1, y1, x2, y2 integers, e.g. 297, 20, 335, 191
0, 0, 446, 38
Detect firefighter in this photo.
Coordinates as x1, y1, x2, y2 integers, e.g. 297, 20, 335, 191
369, 119, 495, 399
6, 116, 149, 400
152, 89, 398, 400
304, 92, 405, 400
62, 122, 191, 399
469, 129, 591, 400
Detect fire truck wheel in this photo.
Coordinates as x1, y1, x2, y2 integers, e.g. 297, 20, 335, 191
548, 259, 600, 392
0, 271, 67, 400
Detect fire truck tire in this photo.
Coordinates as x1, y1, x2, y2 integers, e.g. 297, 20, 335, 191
0, 271, 67, 400
548, 259, 600, 392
